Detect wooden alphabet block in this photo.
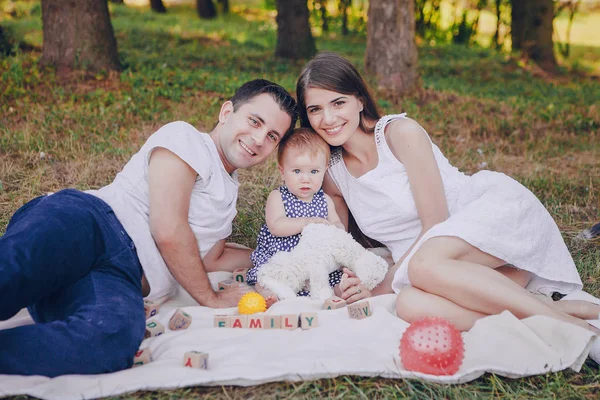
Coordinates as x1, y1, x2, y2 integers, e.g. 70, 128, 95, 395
263, 315, 281, 329
214, 315, 231, 328
183, 351, 208, 369
144, 319, 165, 338
232, 268, 248, 283
281, 314, 299, 330
144, 300, 160, 319
132, 348, 151, 367
323, 296, 346, 310
218, 279, 240, 291
299, 312, 318, 330
247, 315, 264, 329
231, 315, 248, 328
347, 301, 372, 320
168, 308, 192, 330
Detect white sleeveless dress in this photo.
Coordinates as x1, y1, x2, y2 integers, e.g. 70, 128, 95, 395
327, 114, 583, 296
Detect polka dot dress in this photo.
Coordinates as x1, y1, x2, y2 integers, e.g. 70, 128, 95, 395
248, 186, 343, 296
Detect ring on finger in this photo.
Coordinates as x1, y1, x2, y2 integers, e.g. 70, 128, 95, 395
356, 287, 361, 295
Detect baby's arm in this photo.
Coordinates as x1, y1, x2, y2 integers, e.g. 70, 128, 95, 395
324, 194, 345, 231
265, 190, 328, 237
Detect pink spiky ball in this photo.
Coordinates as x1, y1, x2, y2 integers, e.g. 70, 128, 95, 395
399, 317, 464, 376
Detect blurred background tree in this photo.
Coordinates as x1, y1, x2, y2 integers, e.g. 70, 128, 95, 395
40, 0, 120, 72
1, 0, 594, 77
365, 0, 420, 96
150, 0, 167, 13
275, 0, 316, 59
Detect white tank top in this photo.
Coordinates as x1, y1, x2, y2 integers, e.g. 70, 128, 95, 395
327, 114, 469, 262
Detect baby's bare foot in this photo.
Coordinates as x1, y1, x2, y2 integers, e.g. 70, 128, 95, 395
264, 294, 279, 308
254, 284, 279, 308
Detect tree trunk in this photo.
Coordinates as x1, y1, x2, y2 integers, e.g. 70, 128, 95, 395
511, 0, 556, 70
219, 0, 229, 13
275, 0, 316, 59
340, 0, 350, 36
150, 0, 167, 13
0, 26, 13, 56
365, 0, 419, 96
41, 0, 120, 72
511, 0, 525, 50
317, 0, 329, 32
197, 0, 217, 19
493, 0, 501, 48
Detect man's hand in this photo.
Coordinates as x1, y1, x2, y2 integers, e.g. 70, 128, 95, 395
209, 285, 253, 308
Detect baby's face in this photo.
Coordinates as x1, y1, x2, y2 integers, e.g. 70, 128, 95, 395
279, 147, 328, 202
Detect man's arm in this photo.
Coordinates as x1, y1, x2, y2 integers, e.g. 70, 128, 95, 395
148, 147, 246, 307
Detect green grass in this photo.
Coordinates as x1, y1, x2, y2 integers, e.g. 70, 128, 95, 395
1, 1, 600, 398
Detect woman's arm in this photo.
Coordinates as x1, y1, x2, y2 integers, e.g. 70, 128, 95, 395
322, 174, 349, 230
265, 189, 328, 237
386, 118, 449, 231
343, 118, 451, 299
324, 193, 345, 230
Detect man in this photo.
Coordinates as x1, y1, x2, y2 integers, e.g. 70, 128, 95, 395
0, 79, 297, 377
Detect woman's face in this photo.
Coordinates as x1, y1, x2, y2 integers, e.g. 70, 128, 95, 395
303, 87, 363, 147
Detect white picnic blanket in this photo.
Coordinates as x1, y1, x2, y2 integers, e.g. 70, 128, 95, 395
0, 271, 597, 400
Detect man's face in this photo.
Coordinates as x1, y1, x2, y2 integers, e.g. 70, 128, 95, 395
216, 93, 292, 174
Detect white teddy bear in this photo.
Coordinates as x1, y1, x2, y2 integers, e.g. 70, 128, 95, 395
256, 223, 390, 301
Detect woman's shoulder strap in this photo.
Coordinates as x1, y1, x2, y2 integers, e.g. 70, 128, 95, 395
328, 147, 343, 168
374, 113, 408, 146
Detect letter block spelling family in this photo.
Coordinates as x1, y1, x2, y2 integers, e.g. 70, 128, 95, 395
299, 313, 318, 329
263, 315, 281, 329
214, 315, 231, 328
214, 314, 319, 330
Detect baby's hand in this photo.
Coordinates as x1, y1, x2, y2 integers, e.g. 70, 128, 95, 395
305, 217, 330, 226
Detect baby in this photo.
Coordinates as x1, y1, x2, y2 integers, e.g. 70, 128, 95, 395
246, 127, 344, 305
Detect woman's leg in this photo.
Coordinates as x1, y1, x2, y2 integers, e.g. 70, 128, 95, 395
407, 236, 596, 332
551, 301, 600, 320
396, 286, 486, 331
396, 265, 530, 331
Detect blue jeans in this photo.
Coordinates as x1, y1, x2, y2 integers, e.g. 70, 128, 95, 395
0, 189, 146, 377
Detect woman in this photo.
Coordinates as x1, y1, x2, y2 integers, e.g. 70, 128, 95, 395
296, 51, 600, 333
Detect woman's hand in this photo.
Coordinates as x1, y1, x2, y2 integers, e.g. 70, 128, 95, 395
338, 268, 371, 304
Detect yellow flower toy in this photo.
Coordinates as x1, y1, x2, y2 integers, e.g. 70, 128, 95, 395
238, 292, 267, 314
